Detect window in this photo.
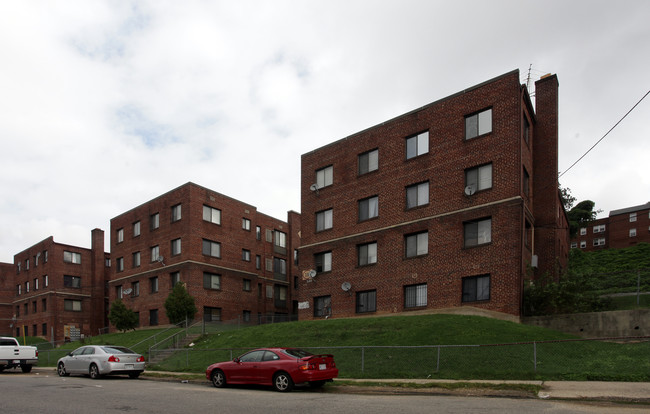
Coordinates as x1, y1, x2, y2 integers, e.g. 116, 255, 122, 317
274, 230, 287, 249
465, 163, 492, 193
151, 245, 160, 262
116, 285, 123, 299
630, 228, 637, 237
26, 281, 29, 293
405, 232, 428, 258
593, 238, 606, 246
150, 213, 159, 230
580, 240, 587, 248
132, 251, 141, 268
256, 255, 261, 269
524, 116, 530, 144
358, 242, 377, 266
406, 131, 429, 159
42, 298, 47, 312
34, 278, 38, 290
314, 295, 331, 317
202, 205, 221, 224
171, 238, 182, 255
593, 224, 606, 233
266, 229, 273, 242
404, 283, 427, 308
256, 226, 261, 240
358, 196, 378, 221
33, 301, 37, 313
203, 272, 221, 290
170, 272, 180, 288
356, 290, 376, 313
242, 249, 251, 261
465, 108, 492, 139
274, 257, 287, 275
26, 259, 29, 270
358, 149, 378, 175
464, 218, 492, 247
316, 209, 333, 231
202, 239, 220, 257
42, 323, 47, 336
570, 241, 578, 249
44, 275, 48, 287
204, 307, 221, 322
150, 276, 159, 293
64, 299, 82, 312
64, 275, 81, 288
462, 275, 490, 302
275, 285, 287, 306
117, 228, 124, 243
315, 252, 332, 273
580, 227, 587, 236
243, 279, 251, 291
523, 167, 530, 197
242, 218, 251, 230
116, 257, 124, 272
149, 309, 158, 326
406, 182, 429, 209
266, 285, 273, 298
316, 166, 333, 189
63, 251, 81, 264
630, 212, 637, 222
16, 285, 21, 295
133, 221, 141, 237
132, 281, 140, 297
243, 310, 251, 322
172, 204, 182, 222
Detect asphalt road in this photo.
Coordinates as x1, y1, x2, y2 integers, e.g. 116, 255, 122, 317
1, 371, 647, 414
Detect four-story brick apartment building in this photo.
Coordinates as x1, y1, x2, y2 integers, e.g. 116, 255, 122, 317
298, 70, 569, 320
109, 182, 299, 328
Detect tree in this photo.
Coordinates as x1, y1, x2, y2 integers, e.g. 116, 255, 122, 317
164, 282, 197, 325
559, 186, 576, 211
108, 299, 139, 332
567, 200, 601, 237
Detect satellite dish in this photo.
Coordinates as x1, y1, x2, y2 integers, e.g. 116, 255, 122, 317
341, 282, 351, 292
308, 269, 317, 278
309, 184, 318, 191
123, 288, 133, 295
464, 185, 476, 196
156, 256, 164, 262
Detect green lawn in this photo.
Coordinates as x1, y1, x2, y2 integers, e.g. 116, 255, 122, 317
36, 314, 650, 381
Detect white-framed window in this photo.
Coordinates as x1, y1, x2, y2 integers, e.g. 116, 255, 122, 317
630, 228, 637, 237
274, 230, 287, 249
405, 232, 428, 258
117, 228, 124, 243
593, 224, 606, 233
465, 163, 493, 193
242, 218, 251, 230
171, 238, 182, 255
593, 238, 606, 246
315, 251, 332, 273
133, 221, 141, 237
406, 182, 429, 209
406, 131, 429, 159
358, 149, 379, 175
358, 242, 377, 266
580, 228, 587, 236
404, 283, 427, 308
151, 245, 160, 262
580, 241, 586, 248
630, 212, 637, 222
465, 108, 492, 140
202, 239, 220, 257
464, 218, 492, 247
316, 209, 333, 231
203, 272, 221, 290
358, 196, 379, 221
571, 241, 578, 248
150, 213, 159, 230
63, 251, 81, 264
202, 205, 221, 225
44, 275, 48, 287
462, 275, 490, 302
172, 204, 182, 222
316, 165, 333, 189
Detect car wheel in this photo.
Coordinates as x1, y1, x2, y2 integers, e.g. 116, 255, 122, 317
211, 369, 226, 388
21, 365, 33, 373
128, 372, 140, 379
308, 380, 327, 388
57, 362, 69, 377
272, 372, 294, 392
89, 363, 101, 379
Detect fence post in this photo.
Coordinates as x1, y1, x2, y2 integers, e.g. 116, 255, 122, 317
186, 349, 189, 368
436, 346, 440, 372
361, 347, 365, 373
533, 341, 537, 373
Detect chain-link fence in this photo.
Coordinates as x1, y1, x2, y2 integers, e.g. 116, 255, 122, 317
138, 336, 650, 381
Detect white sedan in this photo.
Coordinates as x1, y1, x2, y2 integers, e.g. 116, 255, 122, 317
57, 345, 145, 379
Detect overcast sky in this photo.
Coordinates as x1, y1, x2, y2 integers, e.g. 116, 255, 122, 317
1, 0, 649, 262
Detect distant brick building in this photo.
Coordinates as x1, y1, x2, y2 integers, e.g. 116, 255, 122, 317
1, 230, 109, 342
571, 202, 650, 251
108, 182, 298, 330
298, 70, 568, 320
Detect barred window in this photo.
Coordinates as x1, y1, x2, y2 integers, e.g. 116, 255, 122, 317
404, 283, 427, 308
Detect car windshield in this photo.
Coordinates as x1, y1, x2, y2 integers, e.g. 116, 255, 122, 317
283, 349, 314, 358
101, 346, 135, 354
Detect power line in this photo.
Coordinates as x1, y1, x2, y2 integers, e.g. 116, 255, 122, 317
559, 89, 650, 178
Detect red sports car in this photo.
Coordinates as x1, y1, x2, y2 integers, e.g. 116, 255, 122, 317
205, 348, 338, 392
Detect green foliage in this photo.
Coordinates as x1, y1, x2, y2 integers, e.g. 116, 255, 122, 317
108, 299, 139, 332
164, 283, 197, 324
559, 186, 576, 210
566, 200, 599, 237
